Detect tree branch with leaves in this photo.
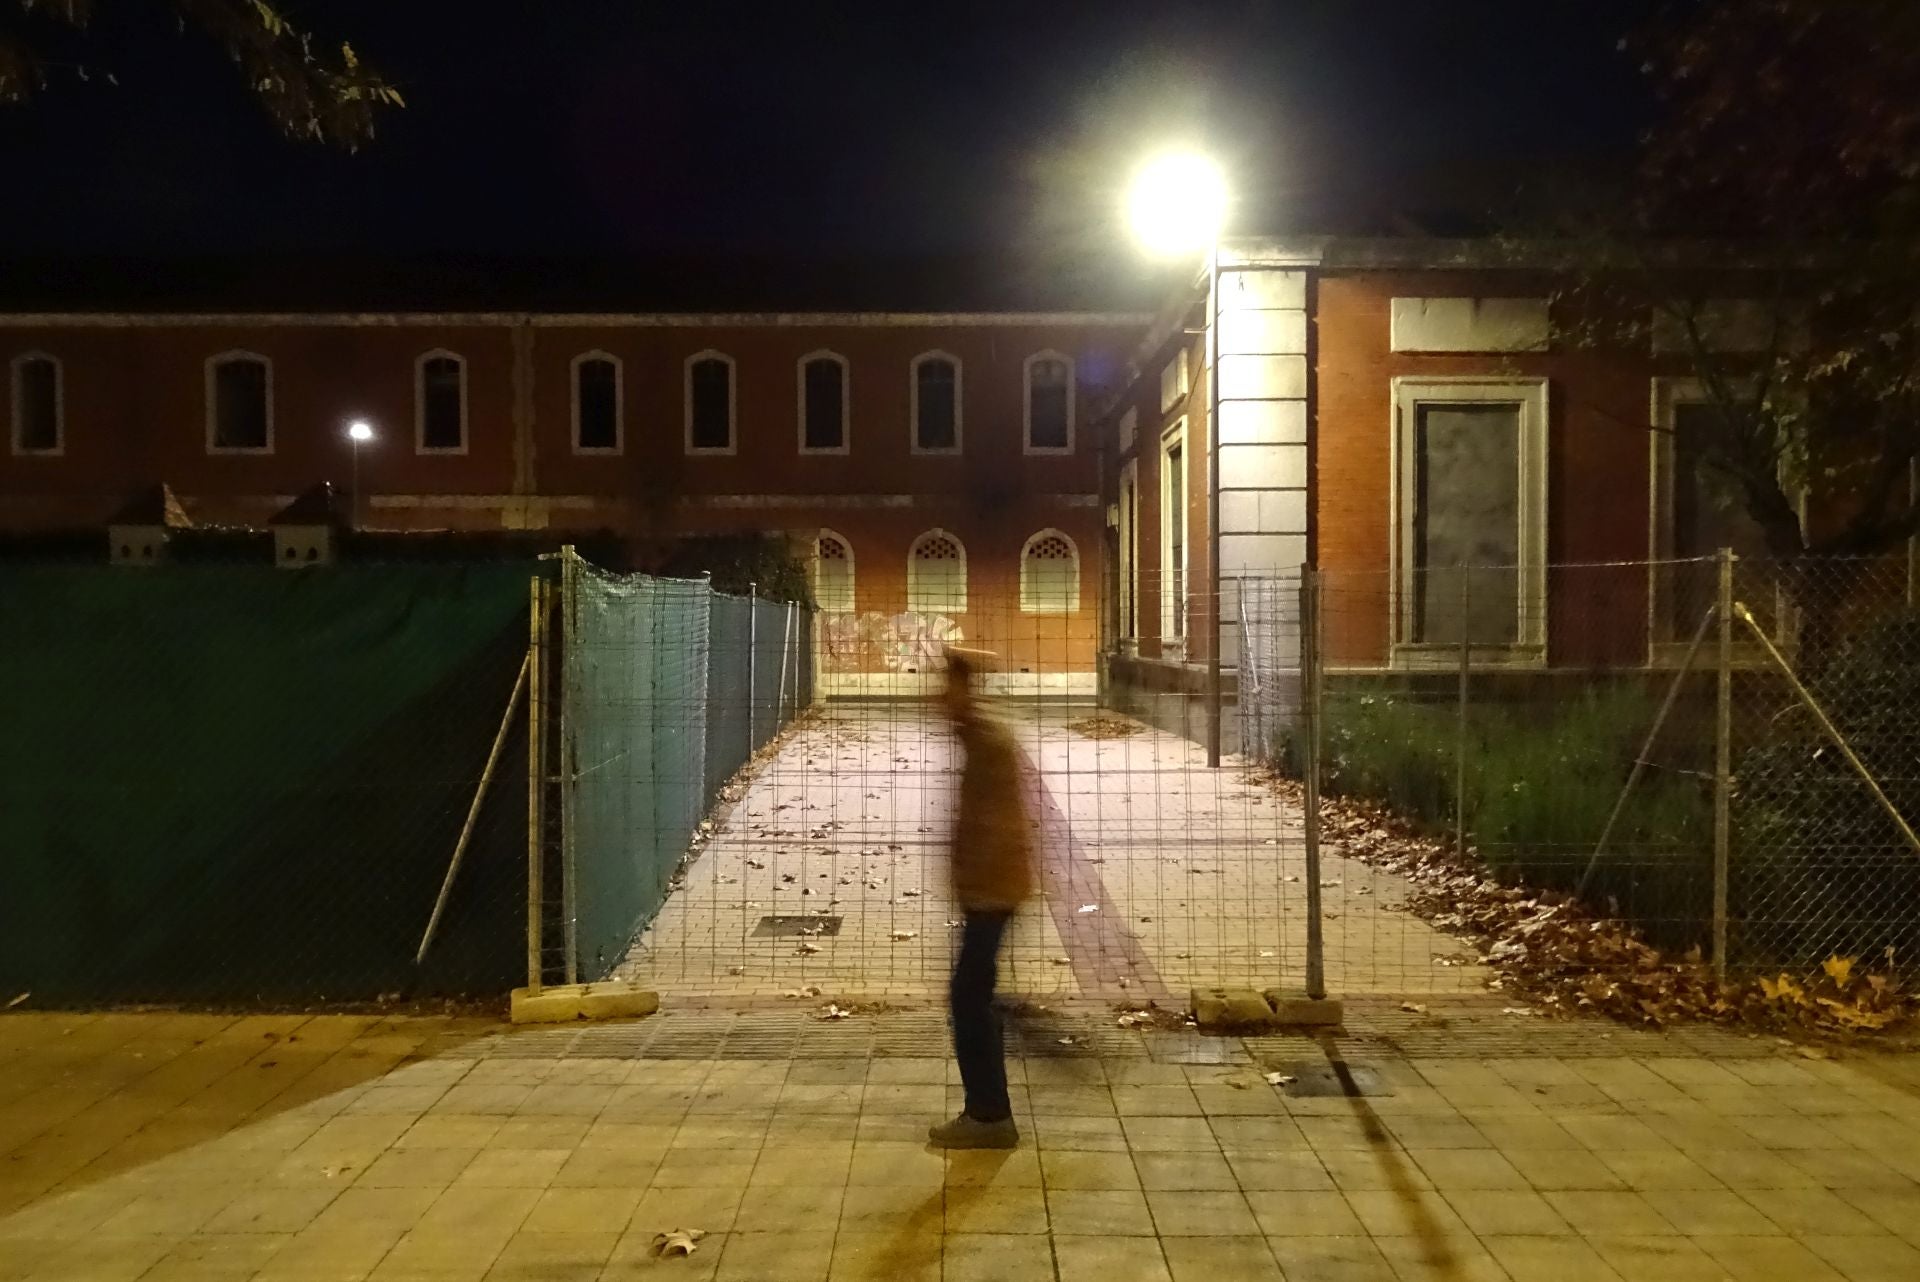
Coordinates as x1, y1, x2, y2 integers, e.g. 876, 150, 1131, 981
1, 0, 401, 149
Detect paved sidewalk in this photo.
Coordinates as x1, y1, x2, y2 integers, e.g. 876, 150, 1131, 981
4, 1006, 1920, 1280
623, 704, 1481, 1003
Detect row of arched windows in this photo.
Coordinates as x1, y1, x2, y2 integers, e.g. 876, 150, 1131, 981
13, 345, 1075, 459
815, 529, 1080, 616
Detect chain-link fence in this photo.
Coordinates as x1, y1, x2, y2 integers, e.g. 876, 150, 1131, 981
0, 561, 538, 1007
537, 552, 814, 990
1246, 552, 1920, 983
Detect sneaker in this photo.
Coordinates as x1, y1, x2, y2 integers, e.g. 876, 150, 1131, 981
928, 1112, 1019, 1149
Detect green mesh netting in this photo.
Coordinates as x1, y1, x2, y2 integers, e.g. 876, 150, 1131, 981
0, 563, 535, 1006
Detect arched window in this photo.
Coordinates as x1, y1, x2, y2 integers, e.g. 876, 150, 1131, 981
907, 529, 967, 614
1023, 351, 1074, 453
205, 351, 272, 453
910, 351, 961, 454
572, 351, 622, 453
798, 351, 849, 453
685, 350, 735, 453
816, 531, 855, 613
10, 352, 62, 455
1020, 529, 1080, 613
415, 349, 467, 453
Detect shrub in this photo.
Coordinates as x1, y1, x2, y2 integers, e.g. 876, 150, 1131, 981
1287, 682, 1713, 948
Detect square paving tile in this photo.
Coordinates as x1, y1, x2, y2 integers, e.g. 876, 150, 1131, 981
1145, 1189, 1259, 1237
1159, 1234, 1282, 1282
1054, 1233, 1173, 1282
941, 1231, 1056, 1282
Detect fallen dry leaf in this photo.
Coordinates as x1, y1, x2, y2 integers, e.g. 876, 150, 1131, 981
1400, 1002, 1427, 1015
653, 1228, 708, 1257
1263, 1071, 1296, 1087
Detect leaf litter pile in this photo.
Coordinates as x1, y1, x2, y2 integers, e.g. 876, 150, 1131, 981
1066, 714, 1144, 740
1251, 768, 1916, 1039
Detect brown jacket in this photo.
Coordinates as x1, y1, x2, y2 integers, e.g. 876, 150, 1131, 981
950, 714, 1038, 911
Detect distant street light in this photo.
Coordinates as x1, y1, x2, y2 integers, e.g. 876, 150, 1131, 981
1127, 151, 1229, 768
346, 420, 375, 529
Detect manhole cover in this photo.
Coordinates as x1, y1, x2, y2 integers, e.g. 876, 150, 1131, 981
753, 914, 844, 938
1270, 1062, 1391, 1098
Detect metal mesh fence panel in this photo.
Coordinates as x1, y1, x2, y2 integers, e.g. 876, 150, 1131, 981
561, 565, 711, 982
705, 592, 754, 798
1307, 552, 1920, 985
552, 559, 813, 988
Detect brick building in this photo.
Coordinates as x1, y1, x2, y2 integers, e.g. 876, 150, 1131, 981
0, 264, 1150, 693
1095, 237, 1899, 740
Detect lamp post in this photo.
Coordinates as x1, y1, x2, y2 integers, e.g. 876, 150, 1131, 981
1127, 152, 1228, 766
346, 419, 375, 529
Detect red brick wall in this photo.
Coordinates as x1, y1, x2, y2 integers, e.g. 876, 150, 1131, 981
1313, 271, 1656, 667
2, 317, 1136, 532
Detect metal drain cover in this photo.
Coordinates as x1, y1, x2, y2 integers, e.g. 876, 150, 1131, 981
1271, 1062, 1391, 1098
753, 914, 844, 938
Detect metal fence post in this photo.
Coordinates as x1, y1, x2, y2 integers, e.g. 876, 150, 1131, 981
1456, 572, 1471, 861
746, 581, 759, 754
1300, 565, 1326, 1001
778, 601, 794, 726
526, 575, 547, 995
559, 547, 578, 985
1713, 546, 1734, 980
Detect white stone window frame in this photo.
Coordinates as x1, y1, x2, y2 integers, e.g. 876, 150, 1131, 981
414, 348, 470, 456
1159, 348, 1190, 412
907, 527, 968, 614
1019, 528, 1081, 615
815, 529, 856, 613
796, 349, 851, 456
204, 349, 275, 456
570, 350, 624, 455
1389, 376, 1549, 669
1022, 350, 1075, 456
9, 351, 64, 457
1160, 418, 1189, 653
1646, 376, 1801, 664
909, 350, 963, 456
682, 349, 737, 456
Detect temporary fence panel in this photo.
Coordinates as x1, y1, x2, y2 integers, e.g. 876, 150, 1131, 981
0, 562, 535, 1006
562, 564, 711, 982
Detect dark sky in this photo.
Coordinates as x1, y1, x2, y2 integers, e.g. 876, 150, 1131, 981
0, 1, 1658, 261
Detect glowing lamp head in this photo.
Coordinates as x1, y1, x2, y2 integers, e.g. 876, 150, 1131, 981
1126, 152, 1227, 258
347, 420, 375, 444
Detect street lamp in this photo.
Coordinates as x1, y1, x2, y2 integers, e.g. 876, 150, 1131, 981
346, 419, 375, 529
1126, 152, 1229, 768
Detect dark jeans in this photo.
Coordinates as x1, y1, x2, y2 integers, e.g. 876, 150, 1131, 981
950, 909, 1014, 1123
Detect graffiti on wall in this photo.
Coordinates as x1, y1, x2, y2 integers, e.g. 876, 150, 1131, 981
824, 611, 964, 673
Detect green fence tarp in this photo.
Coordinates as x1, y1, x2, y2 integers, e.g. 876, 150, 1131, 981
0, 564, 535, 1005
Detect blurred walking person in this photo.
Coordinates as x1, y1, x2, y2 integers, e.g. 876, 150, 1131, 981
928, 648, 1036, 1150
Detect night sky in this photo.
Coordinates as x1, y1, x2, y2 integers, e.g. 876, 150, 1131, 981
0, 1, 1659, 261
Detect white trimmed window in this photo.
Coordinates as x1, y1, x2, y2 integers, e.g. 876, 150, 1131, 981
206, 351, 273, 453
910, 352, 961, 454
9, 352, 62, 455
1024, 351, 1074, 454
415, 350, 467, 453
816, 531, 855, 613
1159, 350, 1189, 412
685, 350, 735, 454
1649, 378, 1792, 654
1020, 529, 1080, 613
1161, 421, 1187, 645
907, 529, 967, 614
798, 351, 849, 453
572, 352, 622, 453
1392, 377, 1548, 664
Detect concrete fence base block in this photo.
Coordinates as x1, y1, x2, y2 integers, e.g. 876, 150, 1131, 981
510, 982, 661, 1025
1191, 986, 1276, 1031
1262, 989, 1345, 1028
